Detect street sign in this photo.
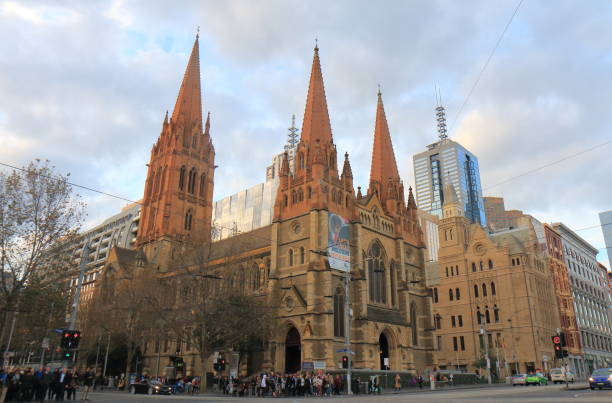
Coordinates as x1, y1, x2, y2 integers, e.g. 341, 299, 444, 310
313, 361, 326, 370
41, 338, 50, 349
54, 328, 64, 334
336, 349, 355, 354
302, 362, 314, 371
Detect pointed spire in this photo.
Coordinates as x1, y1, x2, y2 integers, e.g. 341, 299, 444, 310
341, 152, 353, 179
280, 151, 290, 176
407, 186, 417, 209
357, 186, 363, 199
369, 90, 400, 190
300, 44, 333, 146
204, 111, 211, 136
171, 33, 202, 128
163, 110, 169, 126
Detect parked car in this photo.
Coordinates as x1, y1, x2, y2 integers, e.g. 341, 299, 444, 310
511, 374, 528, 386
550, 368, 575, 383
525, 373, 548, 386
129, 380, 173, 395
588, 368, 612, 390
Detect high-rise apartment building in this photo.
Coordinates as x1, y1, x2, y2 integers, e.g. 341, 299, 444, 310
552, 223, 612, 376
413, 106, 486, 225
600, 210, 612, 270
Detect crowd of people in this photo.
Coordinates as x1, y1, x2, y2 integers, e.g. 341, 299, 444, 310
0, 367, 94, 402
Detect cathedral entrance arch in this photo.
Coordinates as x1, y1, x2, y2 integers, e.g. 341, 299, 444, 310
379, 333, 390, 370
285, 327, 301, 373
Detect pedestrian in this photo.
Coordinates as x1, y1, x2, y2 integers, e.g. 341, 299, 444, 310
54, 368, 72, 402
394, 373, 401, 392
417, 374, 424, 389
449, 373, 454, 386
80, 368, 93, 401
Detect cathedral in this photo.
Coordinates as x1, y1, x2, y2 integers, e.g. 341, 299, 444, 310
104, 34, 434, 377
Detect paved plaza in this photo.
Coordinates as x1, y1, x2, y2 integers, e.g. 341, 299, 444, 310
86, 384, 612, 403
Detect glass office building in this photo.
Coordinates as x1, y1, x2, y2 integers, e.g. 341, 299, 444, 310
600, 210, 612, 269
413, 139, 486, 226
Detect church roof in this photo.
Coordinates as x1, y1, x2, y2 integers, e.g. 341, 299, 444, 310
208, 225, 272, 261
369, 91, 400, 189
171, 34, 203, 128
300, 45, 333, 146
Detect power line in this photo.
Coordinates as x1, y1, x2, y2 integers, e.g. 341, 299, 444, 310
449, 0, 524, 134
483, 139, 612, 191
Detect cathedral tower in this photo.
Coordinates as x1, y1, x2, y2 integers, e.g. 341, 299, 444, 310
273, 45, 355, 222
137, 34, 215, 246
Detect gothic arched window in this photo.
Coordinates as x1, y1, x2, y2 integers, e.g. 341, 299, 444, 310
298, 188, 304, 202
300, 247, 305, 264
494, 305, 500, 322
474, 284, 479, 298
298, 152, 304, 170
179, 166, 186, 191
390, 262, 396, 306
368, 241, 386, 304
288, 249, 294, 266
184, 209, 193, 231
333, 287, 345, 337
455, 288, 460, 300
485, 309, 491, 324
449, 288, 454, 301
410, 303, 418, 346
491, 281, 496, 296
482, 283, 487, 297
199, 173, 206, 197
188, 168, 197, 194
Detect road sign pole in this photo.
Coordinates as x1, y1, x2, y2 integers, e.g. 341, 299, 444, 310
344, 267, 352, 395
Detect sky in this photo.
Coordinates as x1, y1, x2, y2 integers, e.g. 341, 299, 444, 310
0, 0, 610, 268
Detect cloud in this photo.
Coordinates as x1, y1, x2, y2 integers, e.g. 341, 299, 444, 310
0, 0, 610, 261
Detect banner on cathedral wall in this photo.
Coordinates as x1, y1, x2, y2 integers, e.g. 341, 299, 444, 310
328, 213, 350, 272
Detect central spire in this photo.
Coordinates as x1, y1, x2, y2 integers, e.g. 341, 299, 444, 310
369, 90, 400, 190
171, 33, 202, 128
300, 44, 333, 145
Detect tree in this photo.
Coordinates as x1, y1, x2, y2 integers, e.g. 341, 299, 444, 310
0, 160, 84, 350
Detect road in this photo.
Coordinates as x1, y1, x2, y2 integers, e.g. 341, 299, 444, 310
87, 384, 612, 402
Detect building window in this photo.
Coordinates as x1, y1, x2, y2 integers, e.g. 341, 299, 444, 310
449, 288, 454, 301
458, 315, 463, 327
456, 265, 460, 275
410, 303, 418, 346
479, 261, 484, 271
494, 306, 500, 322
298, 152, 304, 170
453, 336, 458, 351
188, 168, 197, 194
308, 186, 312, 199
474, 284, 479, 298
491, 282, 496, 296
488, 259, 493, 269
455, 288, 460, 300
433, 288, 439, 303
368, 241, 387, 304
435, 314, 442, 329
472, 262, 476, 272
446, 267, 449, 277
284, 194, 288, 207
178, 166, 186, 190
477, 309, 482, 325
199, 173, 207, 197
482, 283, 487, 297
184, 209, 192, 231
333, 288, 345, 337
300, 247, 305, 264
460, 336, 465, 351
485, 309, 491, 324
451, 316, 456, 327
289, 249, 294, 266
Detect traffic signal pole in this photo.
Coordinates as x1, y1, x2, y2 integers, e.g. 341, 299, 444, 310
344, 268, 352, 395
64, 241, 89, 368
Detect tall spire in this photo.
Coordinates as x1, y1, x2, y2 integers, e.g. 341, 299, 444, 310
369, 90, 400, 189
300, 44, 333, 145
171, 33, 202, 128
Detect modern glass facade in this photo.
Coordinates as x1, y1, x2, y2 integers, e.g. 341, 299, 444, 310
413, 139, 486, 226
600, 210, 612, 270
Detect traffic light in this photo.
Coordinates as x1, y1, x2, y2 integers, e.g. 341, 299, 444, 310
342, 355, 349, 369
60, 330, 81, 349
219, 357, 226, 371
63, 350, 73, 359
552, 335, 563, 359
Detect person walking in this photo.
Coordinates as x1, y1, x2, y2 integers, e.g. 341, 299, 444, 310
80, 368, 93, 401
394, 374, 401, 392
417, 374, 424, 389
54, 368, 72, 402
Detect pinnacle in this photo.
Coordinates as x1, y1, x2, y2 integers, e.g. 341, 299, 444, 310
300, 45, 333, 146
171, 34, 203, 129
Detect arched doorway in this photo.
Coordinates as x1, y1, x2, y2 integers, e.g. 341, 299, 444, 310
379, 333, 390, 370
285, 327, 301, 373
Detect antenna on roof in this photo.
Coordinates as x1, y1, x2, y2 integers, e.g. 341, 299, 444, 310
285, 114, 299, 150
434, 85, 448, 141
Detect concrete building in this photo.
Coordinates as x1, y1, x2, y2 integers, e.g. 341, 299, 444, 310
551, 223, 612, 376
483, 196, 524, 231
413, 108, 486, 226
600, 210, 612, 270
432, 184, 560, 376
68, 202, 140, 301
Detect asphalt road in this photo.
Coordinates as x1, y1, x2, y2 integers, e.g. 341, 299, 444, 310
86, 384, 612, 402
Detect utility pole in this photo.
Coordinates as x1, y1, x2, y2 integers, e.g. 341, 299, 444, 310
102, 332, 110, 378
64, 241, 89, 367
480, 325, 492, 384
344, 267, 352, 395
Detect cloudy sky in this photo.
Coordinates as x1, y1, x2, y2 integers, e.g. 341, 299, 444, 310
0, 0, 610, 267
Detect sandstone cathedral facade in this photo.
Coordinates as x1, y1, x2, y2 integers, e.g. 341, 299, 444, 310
104, 34, 434, 377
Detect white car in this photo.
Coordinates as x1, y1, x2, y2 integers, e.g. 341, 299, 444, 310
550, 368, 575, 383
